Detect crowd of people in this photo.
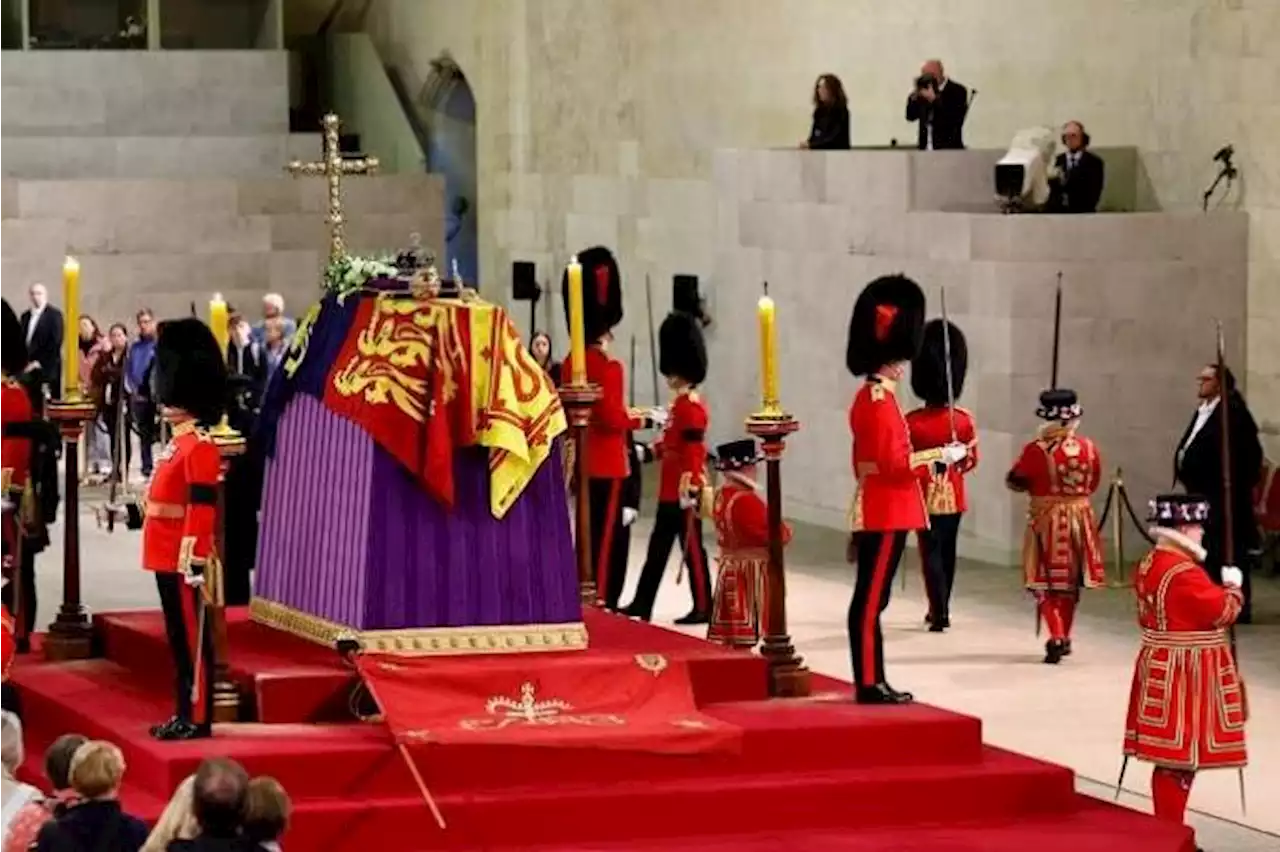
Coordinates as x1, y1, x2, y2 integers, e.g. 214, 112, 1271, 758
1, 712, 290, 851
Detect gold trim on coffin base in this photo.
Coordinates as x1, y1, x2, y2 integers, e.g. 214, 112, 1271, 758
250, 597, 589, 655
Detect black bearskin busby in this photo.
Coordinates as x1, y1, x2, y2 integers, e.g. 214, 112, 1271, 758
2, 300, 28, 378
910, 319, 968, 407
659, 311, 707, 386
561, 246, 623, 343
845, 275, 926, 377
1147, 493, 1210, 529
1036, 388, 1081, 422
155, 318, 227, 426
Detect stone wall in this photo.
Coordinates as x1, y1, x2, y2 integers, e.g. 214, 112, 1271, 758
364, 0, 1278, 448
711, 149, 1248, 563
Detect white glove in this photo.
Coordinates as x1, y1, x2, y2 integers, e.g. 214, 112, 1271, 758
184, 570, 205, 588
648, 407, 669, 428
621, 508, 638, 527
1221, 566, 1243, 588
633, 443, 653, 464
940, 443, 968, 465
678, 494, 697, 511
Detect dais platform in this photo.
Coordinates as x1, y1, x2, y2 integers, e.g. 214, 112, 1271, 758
11, 608, 1194, 851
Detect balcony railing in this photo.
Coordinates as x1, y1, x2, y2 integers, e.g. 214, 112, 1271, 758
4, 0, 283, 51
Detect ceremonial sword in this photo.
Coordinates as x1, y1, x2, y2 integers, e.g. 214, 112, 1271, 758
1036, 272, 1065, 636
644, 273, 660, 406
940, 288, 958, 444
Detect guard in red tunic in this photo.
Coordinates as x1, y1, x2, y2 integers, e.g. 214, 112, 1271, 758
1124, 493, 1245, 832
0, 298, 33, 649
144, 318, 226, 741
906, 319, 978, 633
846, 275, 967, 704
1, 604, 14, 685
1006, 388, 1105, 664
706, 439, 791, 647
625, 310, 711, 625
559, 247, 659, 610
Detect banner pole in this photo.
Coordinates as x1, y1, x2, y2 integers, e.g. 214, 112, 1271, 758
398, 743, 448, 830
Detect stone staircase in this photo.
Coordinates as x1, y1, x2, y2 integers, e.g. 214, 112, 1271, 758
1, 50, 443, 323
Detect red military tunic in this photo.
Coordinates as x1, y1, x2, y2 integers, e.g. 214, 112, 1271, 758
905, 404, 979, 515
707, 477, 792, 647
2, 377, 33, 564
848, 376, 939, 533
1124, 532, 1246, 770
653, 388, 708, 502
564, 345, 647, 480
142, 419, 222, 576
1, 605, 14, 682
1007, 425, 1105, 590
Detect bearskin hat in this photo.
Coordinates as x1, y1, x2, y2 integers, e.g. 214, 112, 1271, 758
673, 275, 700, 316
845, 275, 926, 377
155, 317, 227, 426
911, 319, 968, 406
1, 300, 27, 377
659, 311, 707, 386
1036, 388, 1081, 422
1148, 493, 1210, 529
561, 246, 623, 342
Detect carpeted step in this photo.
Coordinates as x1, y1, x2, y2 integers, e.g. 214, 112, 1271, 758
11, 659, 418, 799
264, 749, 1079, 850
488, 798, 1196, 851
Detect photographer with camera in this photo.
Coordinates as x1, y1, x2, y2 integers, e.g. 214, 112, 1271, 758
905, 59, 969, 150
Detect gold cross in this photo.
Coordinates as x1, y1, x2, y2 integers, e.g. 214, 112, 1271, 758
286, 113, 380, 265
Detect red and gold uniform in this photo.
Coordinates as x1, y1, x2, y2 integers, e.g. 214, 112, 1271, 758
706, 441, 791, 647
1006, 389, 1104, 662
2, 297, 40, 646
625, 309, 711, 624
844, 275, 957, 704
1, 605, 14, 683
144, 316, 228, 741
1122, 494, 1246, 828
559, 248, 655, 610
1, 377, 33, 564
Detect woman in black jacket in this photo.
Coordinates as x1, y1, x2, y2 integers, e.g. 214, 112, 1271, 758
801, 73, 851, 150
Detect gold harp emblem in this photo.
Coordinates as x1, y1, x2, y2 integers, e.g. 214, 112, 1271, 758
634, 654, 669, 676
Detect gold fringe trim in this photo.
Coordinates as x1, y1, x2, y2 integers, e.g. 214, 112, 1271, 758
249, 597, 589, 656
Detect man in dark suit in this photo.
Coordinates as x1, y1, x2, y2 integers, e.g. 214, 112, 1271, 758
905, 59, 969, 150
19, 283, 64, 399
1047, 121, 1105, 213
1174, 364, 1263, 622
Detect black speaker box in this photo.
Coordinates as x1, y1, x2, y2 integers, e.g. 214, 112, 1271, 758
512, 261, 540, 301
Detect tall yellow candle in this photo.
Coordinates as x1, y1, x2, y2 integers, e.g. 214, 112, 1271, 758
757, 284, 778, 409
61, 257, 80, 398
209, 293, 230, 356
566, 256, 586, 385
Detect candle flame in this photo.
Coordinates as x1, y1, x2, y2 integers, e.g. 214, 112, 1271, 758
63, 256, 79, 271
569, 255, 579, 266
212, 292, 224, 303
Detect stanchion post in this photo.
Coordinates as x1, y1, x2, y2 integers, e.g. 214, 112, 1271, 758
210, 427, 247, 722
745, 410, 809, 698
559, 382, 602, 606
43, 398, 98, 661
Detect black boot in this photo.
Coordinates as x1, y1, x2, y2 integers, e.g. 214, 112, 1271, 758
1062, 638, 1073, 656
856, 683, 914, 705
152, 719, 211, 741
148, 716, 185, 739
1043, 639, 1066, 665
674, 611, 709, 626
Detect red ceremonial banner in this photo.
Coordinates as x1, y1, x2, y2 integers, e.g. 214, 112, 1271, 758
355, 652, 742, 755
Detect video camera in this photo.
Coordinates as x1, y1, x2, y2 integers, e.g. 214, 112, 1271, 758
915, 73, 938, 92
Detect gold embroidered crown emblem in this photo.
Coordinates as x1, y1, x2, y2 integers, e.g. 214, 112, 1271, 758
485, 682, 571, 722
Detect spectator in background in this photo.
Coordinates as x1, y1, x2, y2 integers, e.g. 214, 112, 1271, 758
243, 777, 290, 852
168, 758, 249, 852
34, 740, 148, 852
905, 59, 969, 150
2, 711, 47, 852
91, 324, 132, 484
262, 319, 288, 378
800, 73, 851, 150
226, 316, 267, 432
530, 331, 560, 385
141, 776, 196, 852
125, 309, 159, 479
3, 731, 87, 849
252, 295, 295, 347
1047, 120, 1105, 214
19, 284, 64, 398
77, 316, 111, 479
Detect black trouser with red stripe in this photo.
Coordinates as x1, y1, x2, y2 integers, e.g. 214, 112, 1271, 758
588, 477, 630, 609
918, 513, 962, 624
155, 573, 214, 728
628, 501, 710, 620
849, 531, 908, 687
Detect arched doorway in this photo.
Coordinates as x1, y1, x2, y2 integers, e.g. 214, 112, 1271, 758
421, 54, 478, 288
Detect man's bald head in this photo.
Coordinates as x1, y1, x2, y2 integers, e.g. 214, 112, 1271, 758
193, 758, 249, 837
921, 59, 945, 80
28, 283, 47, 309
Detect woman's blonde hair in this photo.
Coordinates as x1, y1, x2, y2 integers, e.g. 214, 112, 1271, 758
0, 706, 23, 772
142, 775, 198, 852
68, 740, 125, 799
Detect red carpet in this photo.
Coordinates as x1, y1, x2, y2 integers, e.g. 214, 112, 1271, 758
9, 607, 1195, 851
